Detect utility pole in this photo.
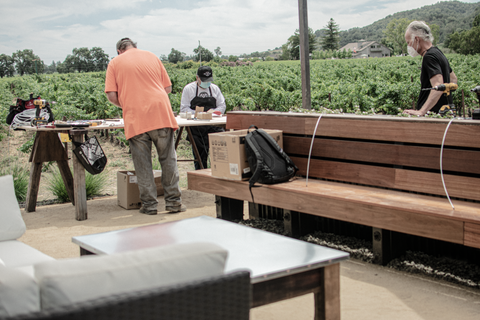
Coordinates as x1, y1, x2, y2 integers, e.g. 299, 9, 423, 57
298, 0, 311, 109
33, 59, 40, 74
198, 41, 202, 66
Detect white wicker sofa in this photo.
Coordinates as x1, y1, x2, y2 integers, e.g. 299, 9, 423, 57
0, 175, 250, 320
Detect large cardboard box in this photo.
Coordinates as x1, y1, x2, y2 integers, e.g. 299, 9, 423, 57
209, 129, 283, 180
117, 170, 164, 210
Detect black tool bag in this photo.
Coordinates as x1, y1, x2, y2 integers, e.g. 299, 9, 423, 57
245, 125, 298, 202
72, 134, 107, 175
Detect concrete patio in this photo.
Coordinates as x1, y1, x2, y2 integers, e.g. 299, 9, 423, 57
18, 190, 480, 320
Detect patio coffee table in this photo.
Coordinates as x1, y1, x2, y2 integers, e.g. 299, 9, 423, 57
72, 216, 349, 320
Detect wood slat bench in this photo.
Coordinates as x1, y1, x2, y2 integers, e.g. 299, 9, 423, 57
187, 111, 480, 264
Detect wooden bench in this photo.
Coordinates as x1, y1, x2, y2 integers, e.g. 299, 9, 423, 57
187, 111, 480, 264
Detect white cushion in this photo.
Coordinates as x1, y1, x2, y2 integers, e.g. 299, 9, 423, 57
35, 242, 228, 311
0, 265, 41, 317
0, 240, 55, 268
0, 175, 26, 241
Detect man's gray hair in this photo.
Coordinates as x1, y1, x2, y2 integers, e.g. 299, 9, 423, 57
406, 21, 434, 43
116, 38, 137, 52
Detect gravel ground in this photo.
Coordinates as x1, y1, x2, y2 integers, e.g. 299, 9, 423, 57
238, 218, 480, 290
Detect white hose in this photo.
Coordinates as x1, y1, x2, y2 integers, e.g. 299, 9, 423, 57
306, 115, 322, 187
440, 118, 455, 210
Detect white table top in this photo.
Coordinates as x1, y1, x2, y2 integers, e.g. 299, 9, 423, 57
72, 215, 349, 283
17, 116, 226, 132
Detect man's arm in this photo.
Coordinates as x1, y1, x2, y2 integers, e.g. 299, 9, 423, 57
403, 74, 444, 116
165, 86, 172, 94
106, 91, 122, 109
450, 71, 457, 84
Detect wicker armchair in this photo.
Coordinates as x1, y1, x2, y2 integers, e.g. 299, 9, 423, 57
4, 271, 251, 320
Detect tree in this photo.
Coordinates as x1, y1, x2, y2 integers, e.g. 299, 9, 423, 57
320, 18, 340, 51
287, 28, 316, 60
214, 47, 222, 57
447, 25, 480, 54
12, 49, 43, 75
193, 46, 214, 62
168, 48, 184, 64
279, 44, 290, 60
72, 47, 93, 72
90, 47, 109, 71
0, 54, 15, 77
44, 61, 57, 74
228, 55, 238, 62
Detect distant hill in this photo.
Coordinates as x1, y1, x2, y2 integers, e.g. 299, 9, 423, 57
334, 1, 480, 47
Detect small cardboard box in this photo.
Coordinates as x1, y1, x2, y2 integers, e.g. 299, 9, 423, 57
117, 170, 164, 210
209, 129, 283, 180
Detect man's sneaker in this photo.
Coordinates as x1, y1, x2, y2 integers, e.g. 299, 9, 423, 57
165, 204, 187, 213
139, 207, 157, 215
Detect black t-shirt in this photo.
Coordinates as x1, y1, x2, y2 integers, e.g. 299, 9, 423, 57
417, 47, 453, 113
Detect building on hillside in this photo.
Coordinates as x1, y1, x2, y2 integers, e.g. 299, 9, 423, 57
339, 40, 391, 59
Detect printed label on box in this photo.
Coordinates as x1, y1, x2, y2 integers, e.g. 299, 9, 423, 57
229, 163, 239, 175
129, 176, 138, 184
243, 167, 251, 174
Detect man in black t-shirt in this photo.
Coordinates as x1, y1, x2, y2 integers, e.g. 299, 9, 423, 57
403, 21, 457, 116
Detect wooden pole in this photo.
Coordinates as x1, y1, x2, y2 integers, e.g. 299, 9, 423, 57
298, 0, 311, 110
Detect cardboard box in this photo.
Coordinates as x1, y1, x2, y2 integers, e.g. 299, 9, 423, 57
209, 129, 283, 180
117, 170, 164, 210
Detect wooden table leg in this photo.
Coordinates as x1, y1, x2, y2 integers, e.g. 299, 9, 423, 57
71, 133, 87, 221
25, 162, 43, 212
186, 126, 204, 169
57, 159, 75, 205
174, 126, 184, 150
314, 263, 341, 320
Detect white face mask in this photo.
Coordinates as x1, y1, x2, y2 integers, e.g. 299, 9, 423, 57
407, 38, 420, 57
408, 45, 419, 57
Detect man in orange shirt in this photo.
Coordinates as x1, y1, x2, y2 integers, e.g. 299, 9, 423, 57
105, 38, 185, 215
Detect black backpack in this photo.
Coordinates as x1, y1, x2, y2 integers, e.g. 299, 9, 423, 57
245, 125, 298, 202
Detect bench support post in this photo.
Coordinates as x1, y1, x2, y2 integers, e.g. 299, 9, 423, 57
372, 227, 398, 265
284, 210, 316, 238
215, 196, 244, 221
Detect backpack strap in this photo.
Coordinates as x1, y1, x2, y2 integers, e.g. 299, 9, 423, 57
245, 126, 264, 203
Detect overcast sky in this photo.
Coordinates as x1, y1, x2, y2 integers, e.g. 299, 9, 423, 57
1, 0, 479, 63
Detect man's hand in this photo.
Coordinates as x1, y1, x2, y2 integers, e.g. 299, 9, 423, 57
403, 109, 426, 116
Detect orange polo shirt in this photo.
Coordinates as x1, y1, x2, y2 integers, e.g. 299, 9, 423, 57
105, 48, 178, 140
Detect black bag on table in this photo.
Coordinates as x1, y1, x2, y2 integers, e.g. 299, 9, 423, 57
72, 134, 107, 175
245, 125, 298, 202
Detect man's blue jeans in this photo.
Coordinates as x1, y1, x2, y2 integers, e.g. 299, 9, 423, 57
129, 128, 182, 211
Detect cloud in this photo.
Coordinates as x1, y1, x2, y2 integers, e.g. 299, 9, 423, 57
1, 0, 479, 63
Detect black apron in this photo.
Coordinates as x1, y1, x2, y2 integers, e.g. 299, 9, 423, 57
189, 86, 217, 111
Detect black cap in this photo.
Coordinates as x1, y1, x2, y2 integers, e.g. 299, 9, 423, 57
197, 66, 213, 82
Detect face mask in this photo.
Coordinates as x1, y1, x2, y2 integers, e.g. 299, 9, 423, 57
199, 81, 211, 89
407, 38, 419, 57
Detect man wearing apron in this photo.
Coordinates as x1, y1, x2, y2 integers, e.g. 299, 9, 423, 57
180, 66, 226, 170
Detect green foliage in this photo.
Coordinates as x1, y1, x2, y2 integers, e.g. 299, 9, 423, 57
18, 135, 35, 154
447, 14, 480, 55
0, 158, 29, 202
1, 54, 479, 123
287, 28, 317, 60
12, 49, 43, 76
193, 46, 214, 62
168, 48, 185, 64
338, 1, 480, 47
320, 18, 340, 51
47, 167, 108, 202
